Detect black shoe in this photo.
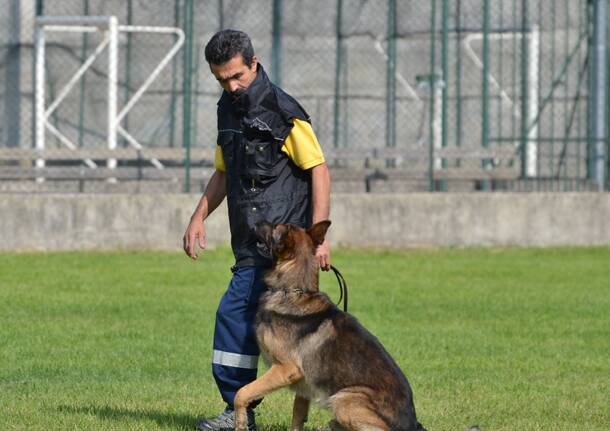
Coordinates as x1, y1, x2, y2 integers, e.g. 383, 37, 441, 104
196, 407, 256, 431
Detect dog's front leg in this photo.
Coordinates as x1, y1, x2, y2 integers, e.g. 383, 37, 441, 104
290, 395, 310, 431
234, 363, 304, 431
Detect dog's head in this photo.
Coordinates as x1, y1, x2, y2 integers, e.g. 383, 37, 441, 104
255, 220, 331, 264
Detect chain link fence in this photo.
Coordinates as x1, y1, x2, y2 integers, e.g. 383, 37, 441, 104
1, 0, 608, 192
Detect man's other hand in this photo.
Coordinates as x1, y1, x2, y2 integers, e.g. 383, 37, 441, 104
183, 218, 206, 260
316, 239, 331, 271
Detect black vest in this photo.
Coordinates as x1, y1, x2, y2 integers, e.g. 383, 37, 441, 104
217, 65, 312, 267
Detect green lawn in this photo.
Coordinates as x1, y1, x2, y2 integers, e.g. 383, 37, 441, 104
1, 247, 609, 430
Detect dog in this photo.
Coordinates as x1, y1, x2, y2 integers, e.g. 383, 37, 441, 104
233, 220, 427, 431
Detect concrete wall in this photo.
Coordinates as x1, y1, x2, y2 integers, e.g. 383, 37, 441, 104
1, 193, 609, 252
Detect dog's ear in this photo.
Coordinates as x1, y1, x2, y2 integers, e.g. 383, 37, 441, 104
307, 220, 331, 247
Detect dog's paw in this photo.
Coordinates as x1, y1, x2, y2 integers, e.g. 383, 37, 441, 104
467, 426, 481, 431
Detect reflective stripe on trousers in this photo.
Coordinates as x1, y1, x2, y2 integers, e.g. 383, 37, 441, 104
212, 266, 268, 409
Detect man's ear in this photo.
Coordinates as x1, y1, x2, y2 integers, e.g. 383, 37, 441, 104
307, 220, 331, 247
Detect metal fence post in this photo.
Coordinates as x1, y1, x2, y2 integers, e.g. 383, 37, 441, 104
428, 0, 437, 192
333, 0, 343, 151
122, 0, 133, 147
587, 1, 595, 182
6, 0, 22, 149
439, 0, 449, 190
182, 0, 194, 193
385, 0, 397, 167
607, 6, 610, 190
481, 0, 491, 190
591, 0, 607, 191
78, 0, 90, 149
455, 0, 463, 153
526, 26, 540, 178
107, 16, 118, 171
218, 0, 225, 29
272, 0, 283, 87
520, 0, 529, 180
441, 0, 449, 153
169, 0, 180, 148
33, 0, 44, 155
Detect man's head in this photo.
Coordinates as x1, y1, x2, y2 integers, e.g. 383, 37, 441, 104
204, 29, 258, 99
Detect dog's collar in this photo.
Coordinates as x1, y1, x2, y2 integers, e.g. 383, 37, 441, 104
283, 288, 305, 296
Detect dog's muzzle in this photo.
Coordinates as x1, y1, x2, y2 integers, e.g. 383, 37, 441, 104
256, 240, 272, 259
255, 221, 274, 259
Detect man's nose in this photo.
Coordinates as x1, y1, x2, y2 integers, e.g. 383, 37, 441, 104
228, 81, 240, 93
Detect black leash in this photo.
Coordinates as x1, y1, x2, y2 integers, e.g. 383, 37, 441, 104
330, 265, 348, 312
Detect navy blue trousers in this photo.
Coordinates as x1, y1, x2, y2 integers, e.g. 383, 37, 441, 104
212, 266, 268, 409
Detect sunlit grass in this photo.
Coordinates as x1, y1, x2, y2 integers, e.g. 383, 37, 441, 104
1, 247, 609, 430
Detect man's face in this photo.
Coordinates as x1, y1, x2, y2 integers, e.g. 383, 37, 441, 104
210, 54, 258, 100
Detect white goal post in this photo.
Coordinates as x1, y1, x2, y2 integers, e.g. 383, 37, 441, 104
34, 15, 185, 175
463, 27, 540, 177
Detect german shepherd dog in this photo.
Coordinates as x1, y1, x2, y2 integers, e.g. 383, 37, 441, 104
233, 220, 427, 431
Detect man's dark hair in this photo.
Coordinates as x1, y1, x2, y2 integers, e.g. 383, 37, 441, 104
204, 29, 254, 67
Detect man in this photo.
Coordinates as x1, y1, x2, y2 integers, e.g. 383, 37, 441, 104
183, 29, 331, 431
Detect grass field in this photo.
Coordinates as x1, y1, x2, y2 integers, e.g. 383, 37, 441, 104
1, 247, 609, 430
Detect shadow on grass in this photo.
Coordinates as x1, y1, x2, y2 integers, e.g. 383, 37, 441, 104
254, 427, 328, 431
57, 405, 328, 430
57, 404, 197, 429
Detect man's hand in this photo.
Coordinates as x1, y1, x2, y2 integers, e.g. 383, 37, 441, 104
316, 239, 331, 271
310, 162, 331, 271
183, 217, 206, 260
182, 169, 227, 261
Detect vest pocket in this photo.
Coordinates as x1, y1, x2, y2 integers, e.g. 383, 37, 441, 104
246, 140, 276, 169
243, 140, 280, 184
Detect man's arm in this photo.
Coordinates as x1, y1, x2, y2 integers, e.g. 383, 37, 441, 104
310, 162, 331, 271
183, 169, 227, 260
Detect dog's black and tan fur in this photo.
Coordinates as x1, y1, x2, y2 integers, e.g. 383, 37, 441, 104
234, 221, 426, 431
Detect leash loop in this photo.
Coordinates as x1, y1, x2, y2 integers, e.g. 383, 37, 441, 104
330, 265, 348, 312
